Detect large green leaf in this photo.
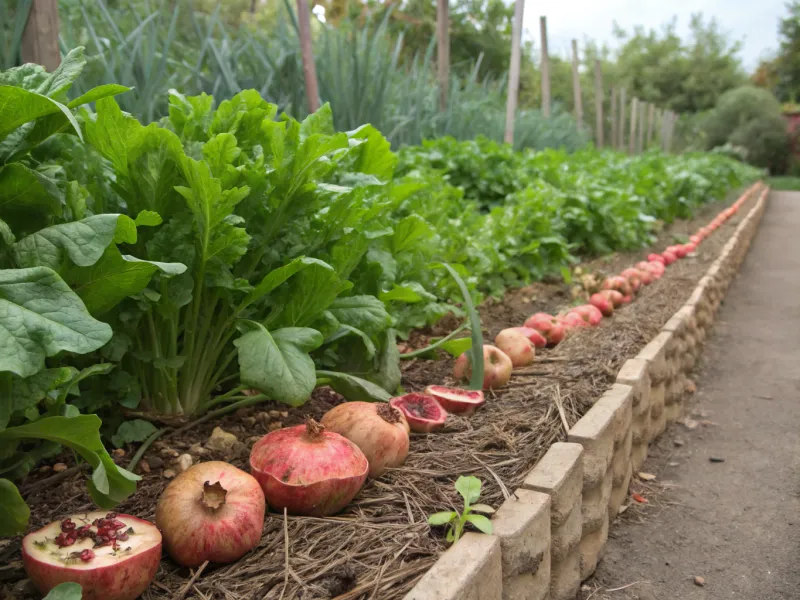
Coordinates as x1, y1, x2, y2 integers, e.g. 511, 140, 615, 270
65, 246, 186, 316
43, 583, 83, 600
267, 262, 352, 328
327, 295, 391, 337
0, 163, 62, 233
0, 267, 112, 377
9, 367, 77, 424
237, 257, 331, 314
0, 479, 29, 536
316, 370, 392, 402
0, 415, 139, 507
0, 86, 79, 141
34, 47, 86, 99
234, 323, 323, 407
12, 214, 136, 270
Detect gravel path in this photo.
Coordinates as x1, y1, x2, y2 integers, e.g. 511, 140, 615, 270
581, 191, 800, 600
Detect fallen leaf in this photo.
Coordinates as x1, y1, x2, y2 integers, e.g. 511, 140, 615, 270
632, 493, 648, 504
638, 472, 657, 481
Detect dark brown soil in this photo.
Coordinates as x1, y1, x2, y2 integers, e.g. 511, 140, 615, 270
0, 188, 760, 600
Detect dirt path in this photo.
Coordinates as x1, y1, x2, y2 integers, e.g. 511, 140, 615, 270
581, 191, 800, 600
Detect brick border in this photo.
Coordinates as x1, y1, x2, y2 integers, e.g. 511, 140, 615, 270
403, 183, 768, 600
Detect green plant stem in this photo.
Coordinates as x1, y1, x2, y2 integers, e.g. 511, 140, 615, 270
399, 322, 468, 359
127, 427, 166, 473
163, 395, 268, 441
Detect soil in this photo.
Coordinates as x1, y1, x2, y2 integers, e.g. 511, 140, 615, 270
0, 187, 761, 600
578, 191, 800, 600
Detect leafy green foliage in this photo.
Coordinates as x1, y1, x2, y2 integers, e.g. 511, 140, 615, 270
43, 582, 83, 600
427, 475, 494, 544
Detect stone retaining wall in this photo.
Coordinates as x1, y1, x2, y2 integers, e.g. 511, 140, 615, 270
405, 184, 768, 600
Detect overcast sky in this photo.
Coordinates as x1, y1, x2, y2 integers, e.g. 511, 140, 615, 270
521, 0, 787, 70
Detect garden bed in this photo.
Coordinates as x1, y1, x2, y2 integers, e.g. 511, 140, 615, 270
1, 187, 761, 600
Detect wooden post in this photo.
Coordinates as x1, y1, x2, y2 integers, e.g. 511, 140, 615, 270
504, 0, 525, 145
661, 111, 671, 151
594, 60, 604, 147
646, 103, 656, 147
610, 88, 618, 150
296, 0, 320, 113
571, 39, 583, 128
619, 89, 626, 150
628, 97, 638, 154
21, 0, 60, 71
666, 112, 677, 152
437, 0, 450, 110
540, 16, 551, 118
637, 101, 646, 153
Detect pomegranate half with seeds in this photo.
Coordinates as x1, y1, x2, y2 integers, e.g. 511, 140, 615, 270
156, 461, 265, 567
22, 511, 161, 600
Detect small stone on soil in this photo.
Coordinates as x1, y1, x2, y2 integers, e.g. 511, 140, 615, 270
268, 421, 283, 432
162, 468, 176, 479
268, 410, 282, 419
52, 463, 68, 473
160, 448, 179, 458
172, 454, 193, 473
112, 448, 126, 457
39, 465, 51, 474
694, 576, 705, 587
139, 461, 151, 474
189, 443, 208, 456
242, 416, 257, 427
673, 438, 685, 446
147, 456, 164, 468
206, 427, 238, 453
709, 456, 725, 463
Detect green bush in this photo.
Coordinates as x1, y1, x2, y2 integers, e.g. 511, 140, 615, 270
704, 86, 789, 172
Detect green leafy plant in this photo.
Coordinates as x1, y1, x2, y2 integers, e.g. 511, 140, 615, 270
427, 475, 494, 543
43, 582, 82, 600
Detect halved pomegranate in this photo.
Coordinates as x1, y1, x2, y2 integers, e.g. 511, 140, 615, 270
390, 393, 448, 432
250, 419, 368, 516
22, 512, 161, 600
425, 385, 486, 415
156, 461, 265, 567
321, 402, 410, 476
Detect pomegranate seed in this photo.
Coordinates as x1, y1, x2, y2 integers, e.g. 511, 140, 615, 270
55, 532, 76, 547
111, 519, 126, 530
105, 512, 117, 519
79, 549, 95, 562
116, 532, 129, 542
60, 518, 76, 532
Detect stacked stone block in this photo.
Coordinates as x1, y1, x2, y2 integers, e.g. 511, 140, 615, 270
636, 331, 671, 441
615, 358, 651, 471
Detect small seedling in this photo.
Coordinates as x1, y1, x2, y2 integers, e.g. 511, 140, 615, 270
427, 476, 494, 543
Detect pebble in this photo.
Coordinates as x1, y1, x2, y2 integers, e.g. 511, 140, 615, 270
172, 454, 193, 474
39, 465, 52, 474
234, 407, 252, 418
148, 456, 164, 468
162, 469, 176, 479
268, 410, 282, 419
160, 448, 179, 458
268, 421, 283, 432
246, 436, 262, 446
206, 427, 238, 453
189, 443, 208, 456
694, 576, 705, 587
139, 461, 151, 474
112, 448, 126, 457
242, 416, 257, 428
673, 438, 685, 447
52, 463, 68, 473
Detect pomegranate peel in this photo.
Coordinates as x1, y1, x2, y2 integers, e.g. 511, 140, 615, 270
425, 385, 485, 415
390, 393, 447, 433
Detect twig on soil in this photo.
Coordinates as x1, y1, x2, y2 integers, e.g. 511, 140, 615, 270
553, 385, 570, 435
175, 560, 209, 600
22, 464, 87, 496
606, 580, 649, 592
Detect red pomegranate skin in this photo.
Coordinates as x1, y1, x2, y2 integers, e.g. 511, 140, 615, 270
250, 422, 369, 516
155, 461, 265, 567
22, 514, 160, 600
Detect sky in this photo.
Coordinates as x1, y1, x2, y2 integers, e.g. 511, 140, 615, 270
521, 0, 787, 70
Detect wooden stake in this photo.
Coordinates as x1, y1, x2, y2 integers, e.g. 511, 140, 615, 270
540, 16, 551, 118
618, 88, 627, 150
610, 88, 618, 150
594, 60, 604, 147
296, 0, 320, 113
637, 101, 646, 153
646, 103, 656, 147
666, 112, 677, 152
21, 0, 60, 71
571, 39, 583, 128
504, 0, 525, 145
437, 0, 450, 110
628, 97, 638, 154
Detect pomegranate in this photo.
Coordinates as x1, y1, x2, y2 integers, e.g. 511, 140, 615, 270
598, 289, 624, 308
670, 245, 688, 258
22, 512, 161, 600
390, 393, 447, 432
510, 326, 548, 348
602, 275, 633, 297
571, 304, 603, 326
589, 293, 614, 317
690, 234, 701, 245
648, 253, 666, 264
523, 312, 555, 330
560, 311, 590, 330
425, 385, 485, 415
685, 242, 697, 254
453, 344, 513, 389
155, 462, 265, 567
620, 294, 633, 304
494, 328, 535, 366
250, 419, 368, 516
661, 250, 678, 265
320, 402, 409, 477
620, 268, 643, 290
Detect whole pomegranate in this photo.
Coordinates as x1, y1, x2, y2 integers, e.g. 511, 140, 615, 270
250, 419, 368, 516
321, 402, 410, 477
598, 289, 624, 308
156, 461, 265, 567
510, 326, 548, 348
22, 512, 161, 600
589, 293, 614, 317
602, 276, 633, 297
494, 328, 535, 366
571, 304, 603, 326
454, 345, 513, 389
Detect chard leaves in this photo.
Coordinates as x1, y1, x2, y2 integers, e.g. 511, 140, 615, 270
234, 322, 323, 406
0, 267, 112, 378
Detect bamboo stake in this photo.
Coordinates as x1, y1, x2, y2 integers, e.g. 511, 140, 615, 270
22, 0, 60, 71
594, 60, 604, 147
296, 0, 320, 113
571, 39, 583, 128
504, 0, 525, 144
628, 97, 638, 154
540, 16, 551, 118
437, 0, 450, 110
